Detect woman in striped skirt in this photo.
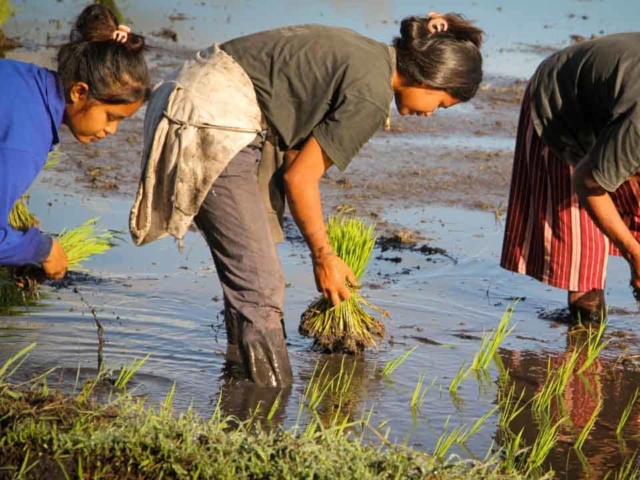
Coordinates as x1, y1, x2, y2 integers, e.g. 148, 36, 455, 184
501, 33, 640, 323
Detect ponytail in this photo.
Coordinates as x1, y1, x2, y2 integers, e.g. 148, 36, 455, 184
57, 4, 150, 104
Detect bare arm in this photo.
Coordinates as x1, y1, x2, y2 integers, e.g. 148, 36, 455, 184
283, 135, 357, 305
573, 157, 640, 289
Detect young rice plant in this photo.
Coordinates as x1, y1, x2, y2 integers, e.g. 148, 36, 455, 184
299, 216, 387, 353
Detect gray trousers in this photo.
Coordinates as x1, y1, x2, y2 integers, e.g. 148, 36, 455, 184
194, 147, 293, 387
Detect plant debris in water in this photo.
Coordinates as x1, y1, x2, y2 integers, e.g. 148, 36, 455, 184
299, 216, 387, 353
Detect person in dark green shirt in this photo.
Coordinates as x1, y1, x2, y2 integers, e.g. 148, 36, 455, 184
139, 13, 483, 386
501, 33, 640, 323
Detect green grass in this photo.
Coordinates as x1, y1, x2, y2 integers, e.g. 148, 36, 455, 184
0, 346, 535, 480
617, 388, 639, 437
382, 345, 417, 377
471, 306, 516, 372
3, 304, 639, 479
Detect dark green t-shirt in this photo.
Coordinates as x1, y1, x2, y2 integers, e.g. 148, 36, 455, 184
530, 33, 640, 192
221, 25, 394, 171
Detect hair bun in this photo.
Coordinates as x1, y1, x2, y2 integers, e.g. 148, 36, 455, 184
398, 13, 484, 50
125, 33, 146, 54
398, 16, 431, 50
70, 4, 118, 43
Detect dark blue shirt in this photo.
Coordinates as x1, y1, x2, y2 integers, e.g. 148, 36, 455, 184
0, 59, 65, 266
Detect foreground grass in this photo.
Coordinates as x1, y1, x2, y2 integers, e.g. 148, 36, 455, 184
0, 348, 533, 480
0, 381, 528, 480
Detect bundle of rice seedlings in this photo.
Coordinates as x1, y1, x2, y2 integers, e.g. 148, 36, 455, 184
299, 216, 388, 354
57, 218, 115, 271
8, 197, 38, 232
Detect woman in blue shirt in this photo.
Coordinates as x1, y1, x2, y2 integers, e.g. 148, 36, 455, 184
0, 4, 149, 279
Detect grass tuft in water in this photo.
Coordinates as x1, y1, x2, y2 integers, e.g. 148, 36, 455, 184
382, 345, 417, 377
299, 216, 387, 353
616, 388, 639, 438
574, 397, 602, 451
471, 306, 516, 372
113, 354, 150, 389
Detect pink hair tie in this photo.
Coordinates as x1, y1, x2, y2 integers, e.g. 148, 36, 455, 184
112, 24, 131, 43
426, 12, 448, 34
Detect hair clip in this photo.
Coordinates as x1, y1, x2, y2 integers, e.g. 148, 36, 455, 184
112, 24, 131, 43
427, 12, 448, 34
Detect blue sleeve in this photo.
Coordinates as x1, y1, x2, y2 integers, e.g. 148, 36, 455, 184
0, 147, 52, 266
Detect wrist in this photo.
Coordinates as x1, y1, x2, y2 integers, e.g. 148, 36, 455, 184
310, 244, 334, 262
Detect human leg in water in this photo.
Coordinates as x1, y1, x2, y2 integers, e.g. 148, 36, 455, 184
195, 147, 293, 387
568, 290, 606, 324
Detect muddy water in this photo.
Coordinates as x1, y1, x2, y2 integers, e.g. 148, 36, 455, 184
2, 0, 640, 477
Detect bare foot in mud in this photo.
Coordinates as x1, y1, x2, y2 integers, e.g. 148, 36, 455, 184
568, 290, 606, 324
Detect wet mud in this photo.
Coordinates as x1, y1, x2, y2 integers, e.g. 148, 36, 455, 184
2, 1, 640, 477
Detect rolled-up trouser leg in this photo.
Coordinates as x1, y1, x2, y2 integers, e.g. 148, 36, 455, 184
194, 147, 293, 387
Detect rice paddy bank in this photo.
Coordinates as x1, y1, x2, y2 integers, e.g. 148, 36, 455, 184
0, 345, 536, 480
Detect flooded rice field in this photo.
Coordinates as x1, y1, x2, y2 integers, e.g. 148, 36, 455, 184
3, 187, 640, 478
2, 0, 640, 478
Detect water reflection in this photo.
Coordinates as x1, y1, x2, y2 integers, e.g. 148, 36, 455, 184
497, 328, 640, 478
0, 274, 41, 316
215, 344, 292, 425
214, 350, 381, 432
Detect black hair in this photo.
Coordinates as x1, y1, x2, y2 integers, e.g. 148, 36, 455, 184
393, 14, 484, 102
57, 4, 150, 105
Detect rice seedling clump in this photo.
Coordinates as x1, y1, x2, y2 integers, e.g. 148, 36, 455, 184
57, 218, 115, 271
8, 197, 38, 232
299, 216, 387, 353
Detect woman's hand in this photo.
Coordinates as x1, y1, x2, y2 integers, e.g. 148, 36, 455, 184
629, 253, 640, 300
42, 239, 68, 280
312, 250, 358, 306
573, 158, 640, 300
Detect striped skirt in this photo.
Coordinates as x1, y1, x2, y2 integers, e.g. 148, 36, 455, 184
500, 83, 640, 292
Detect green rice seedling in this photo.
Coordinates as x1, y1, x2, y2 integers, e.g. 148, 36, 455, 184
616, 388, 639, 437
577, 320, 610, 374
409, 374, 429, 409
555, 348, 582, 394
471, 306, 516, 372
501, 428, 527, 473
574, 397, 602, 451
432, 416, 467, 459
381, 345, 417, 377
267, 391, 283, 423
0, 342, 36, 380
163, 382, 177, 411
113, 354, 150, 389
531, 349, 581, 416
525, 413, 567, 475
58, 218, 115, 271
498, 383, 529, 431
8, 197, 38, 232
448, 361, 471, 395
457, 405, 498, 445
45, 147, 65, 170
603, 452, 640, 480
299, 216, 388, 353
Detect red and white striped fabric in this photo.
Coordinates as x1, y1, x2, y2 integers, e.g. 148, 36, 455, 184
500, 83, 640, 292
